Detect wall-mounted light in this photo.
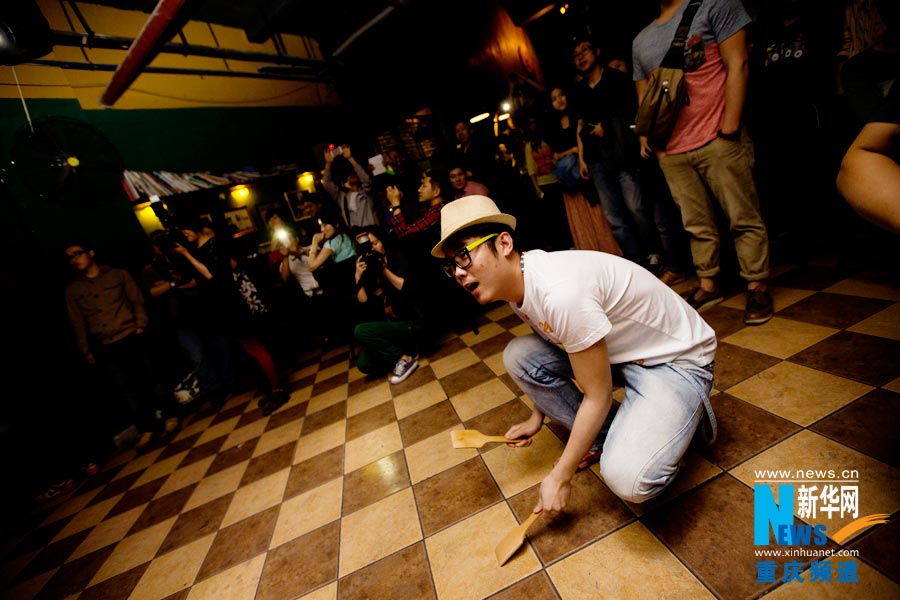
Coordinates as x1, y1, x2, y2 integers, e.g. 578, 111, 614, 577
497, 113, 510, 121
560, 4, 570, 15
230, 185, 250, 202
470, 112, 491, 124
298, 172, 316, 193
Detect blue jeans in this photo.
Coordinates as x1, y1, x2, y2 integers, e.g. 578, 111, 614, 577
503, 334, 715, 503
588, 163, 653, 263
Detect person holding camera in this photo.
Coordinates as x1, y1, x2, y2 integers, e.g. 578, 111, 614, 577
351, 226, 425, 384
323, 144, 376, 228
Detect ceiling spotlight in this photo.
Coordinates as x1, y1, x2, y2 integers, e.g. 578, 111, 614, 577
501, 101, 511, 112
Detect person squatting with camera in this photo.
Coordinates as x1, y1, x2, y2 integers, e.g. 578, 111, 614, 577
351, 225, 426, 385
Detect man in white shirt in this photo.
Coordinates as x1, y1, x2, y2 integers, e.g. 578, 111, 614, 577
432, 195, 717, 515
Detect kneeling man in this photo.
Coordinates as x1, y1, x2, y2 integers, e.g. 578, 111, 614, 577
432, 196, 717, 516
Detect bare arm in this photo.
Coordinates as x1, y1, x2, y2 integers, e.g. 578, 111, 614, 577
837, 122, 900, 234
535, 339, 614, 515
718, 28, 750, 135
635, 79, 653, 158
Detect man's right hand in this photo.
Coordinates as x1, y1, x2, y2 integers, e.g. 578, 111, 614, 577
504, 410, 544, 447
639, 136, 653, 159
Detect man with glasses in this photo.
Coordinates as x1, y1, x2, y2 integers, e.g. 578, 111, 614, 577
432, 195, 717, 517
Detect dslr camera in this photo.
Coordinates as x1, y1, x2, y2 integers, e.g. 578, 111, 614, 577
355, 233, 384, 273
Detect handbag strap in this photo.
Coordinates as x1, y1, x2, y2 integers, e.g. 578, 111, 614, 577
660, 0, 704, 69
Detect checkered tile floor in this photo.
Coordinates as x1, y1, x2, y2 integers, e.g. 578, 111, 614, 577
1, 256, 899, 600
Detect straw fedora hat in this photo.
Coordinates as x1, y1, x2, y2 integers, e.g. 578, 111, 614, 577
431, 195, 517, 257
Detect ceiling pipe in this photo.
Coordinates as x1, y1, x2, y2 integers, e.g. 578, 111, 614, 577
98, 0, 187, 107
31, 59, 332, 82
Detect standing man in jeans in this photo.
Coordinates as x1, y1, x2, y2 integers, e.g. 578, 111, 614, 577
633, 0, 774, 324
432, 195, 717, 515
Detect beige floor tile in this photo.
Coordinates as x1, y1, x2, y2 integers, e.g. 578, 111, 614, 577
429, 348, 481, 379
254, 419, 304, 457
155, 456, 215, 499
4, 570, 55, 600
393, 380, 447, 419
731, 430, 900, 541
884, 376, 900, 393
722, 317, 838, 359
186, 553, 266, 599
224, 390, 255, 410
270, 477, 342, 548
51, 494, 120, 542
721, 286, 815, 311
298, 582, 337, 600
114, 448, 164, 480
460, 322, 505, 346
315, 361, 349, 382
322, 345, 350, 361
221, 419, 268, 451
847, 303, 900, 341
133, 450, 189, 487
286, 384, 313, 407
425, 502, 540, 600
625, 451, 723, 517
183, 461, 247, 512
221, 467, 291, 528
293, 420, 346, 465
346, 382, 392, 417
726, 362, 873, 426
307, 385, 349, 414
41, 486, 102, 526
195, 416, 240, 446
347, 365, 367, 382
90, 517, 176, 585
290, 363, 318, 381
547, 521, 713, 599
129, 534, 216, 600
344, 422, 403, 474
485, 303, 515, 321
449, 379, 516, 421
824, 278, 900, 301
68, 505, 144, 561
175, 415, 214, 443
0, 550, 37, 589
339, 487, 422, 577
483, 352, 506, 376
405, 427, 477, 484
481, 428, 564, 497
763, 560, 900, 598
509, 323, 533, 337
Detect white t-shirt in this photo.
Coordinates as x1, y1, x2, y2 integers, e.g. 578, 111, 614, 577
287, 252, 319, 296
511, 250, 716, 366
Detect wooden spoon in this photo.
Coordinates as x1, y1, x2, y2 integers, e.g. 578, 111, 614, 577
450, 429, 515, 449
495, 511, 542, 566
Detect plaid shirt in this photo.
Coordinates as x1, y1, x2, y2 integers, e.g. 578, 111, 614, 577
385, 202, 443, 239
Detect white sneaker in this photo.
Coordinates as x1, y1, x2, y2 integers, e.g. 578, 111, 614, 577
389, 356, 419, 385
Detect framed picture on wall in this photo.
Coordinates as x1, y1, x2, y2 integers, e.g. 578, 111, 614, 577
256, 202, 281, 229
223, 207, 256, 238
285, 190, 317, 222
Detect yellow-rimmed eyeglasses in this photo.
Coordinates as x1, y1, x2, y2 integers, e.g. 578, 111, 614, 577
441, 233, 498, 277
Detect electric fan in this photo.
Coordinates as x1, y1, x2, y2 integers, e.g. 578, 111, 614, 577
11, 116, 125, 207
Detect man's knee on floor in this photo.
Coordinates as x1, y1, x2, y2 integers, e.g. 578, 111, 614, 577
600, 454, 671, 504
353, 322, 377, 344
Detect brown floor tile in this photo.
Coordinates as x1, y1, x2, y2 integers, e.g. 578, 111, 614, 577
414, 458, 502, 536
107, 478, 167, 519
235, 405, 267, 429
15, 529, 90, 583
770, 265, 855, 291
713, 342, 782, 391
509, 470, 635, 564
488, 571, 559, 600
498, 373, 523, 397
264, 402, 307, 431
301, 401, 347, 436
284, 446, 344, 500
338, 542, 436, 600
348, 373, 386, 397
205, 437, 258, 477
699, 305, 747, 339
180, 438, 227, 469
700, 393, 801, 470
851, 517, 900, 584
471, 331, 516, 359
346, 401, 397, 442
776, 292, 893, 329
440, 361, 497, 397
33, 544, 117, 600
311, 372, 349, 397
240, 443, 296, 487
465, 399, 534, 451
209, 403, 245, 427
320, 352, 349, 370
397, 400, 461, 447
128, 484, 196, 536
342, 451, 410, 516
157, 433, 202, 462
77, 562, 150, 600
7, 519, 71, 560
157, 494, 231, 556
496, 313, 525, 330
256, 521, 339, 600
390, 364, 437, 396
811, 388, 900, 468
789, 330, 900, 386
290, 374, 315, 392
87, 472, 142, 508
195, 505, 279, 582
426, 336, 468, 361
